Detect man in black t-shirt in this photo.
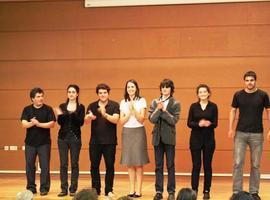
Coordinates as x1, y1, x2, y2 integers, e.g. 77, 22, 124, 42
228, 71, 270, 200
21, 87, 56, 196
85, 83, 120, 198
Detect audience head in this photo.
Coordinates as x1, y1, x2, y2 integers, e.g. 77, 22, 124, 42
72, 188, 98, 200
176, 188, 197, 200
117, 196, 134, 200
230, 191, 254, 200
16, 190, 33, 200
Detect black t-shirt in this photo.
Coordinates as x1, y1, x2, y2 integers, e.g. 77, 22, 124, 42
21, 104, 56, 147
232, 89, 270, 133
87, 100, 120, 145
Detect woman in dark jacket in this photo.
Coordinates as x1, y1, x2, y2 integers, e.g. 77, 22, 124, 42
55, 84, 85, 197
187, 84, 218, 200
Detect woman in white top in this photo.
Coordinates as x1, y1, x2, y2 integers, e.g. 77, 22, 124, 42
120, 79, 149, 198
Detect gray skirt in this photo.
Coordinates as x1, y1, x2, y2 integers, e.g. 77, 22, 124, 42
120, 126, 150, 166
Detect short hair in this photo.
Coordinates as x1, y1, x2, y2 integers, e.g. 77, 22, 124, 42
72, 188, 98, 200
96, 83, 111, 94
16, 190, 33, 200
230, 191, 254, 200
176, 188, 197, 200
117, 196, 134, 200
29, 87, 44, 100
196, 84, 211, 96
243, 71, 257, 80
159, 79, 175, 96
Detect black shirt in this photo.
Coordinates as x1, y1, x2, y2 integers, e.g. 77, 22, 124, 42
87, 100, 120, 145
57, 103, 85, 141
21, 104, 56, 147
187, 101, 218, 149
232, 89, 270, 133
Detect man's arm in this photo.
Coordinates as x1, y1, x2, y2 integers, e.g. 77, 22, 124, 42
266, 108, 270, 141
228, 107, 237, 138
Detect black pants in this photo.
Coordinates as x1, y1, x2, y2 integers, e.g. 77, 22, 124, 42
58, 139, 81, 193
190, 146, 215, 192
25, 144, 51, 193
89, 144, 116, 195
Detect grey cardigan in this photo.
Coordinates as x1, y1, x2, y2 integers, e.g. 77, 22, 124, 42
148, 97, 181, 146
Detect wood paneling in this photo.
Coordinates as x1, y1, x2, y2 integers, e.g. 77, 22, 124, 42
0, 1, 269, 173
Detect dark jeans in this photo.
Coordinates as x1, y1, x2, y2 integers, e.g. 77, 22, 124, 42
154, 142, 175, 194
190, 146, 215, 192
25, 144, 51, 193
58, 139, 81, 193
89, 144, 116, 195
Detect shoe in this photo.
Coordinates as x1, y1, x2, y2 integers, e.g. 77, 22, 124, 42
128, 192, 135, 197
40, 191, 48, 196
29, 189, 37, 194
251, 193, 261, 200
70, 192, 76, 197
203, 192, 210, 199
230, 193, 237, 199
153, 193, 163, 200
167, 193, 175, 200
58, 191, 67, 197
134, 193, 142, 198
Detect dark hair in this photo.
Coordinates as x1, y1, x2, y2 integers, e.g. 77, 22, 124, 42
229, 191, 253, 200
176, 188, 197, 200
196, 84, 211, 98
159, 79, 175, 96
66, 84, 80, 104
243, 71, 257, 81
30, 87, 44, 100
124, 79, 141, 101
72, 188, 98, 200
96, 83, 111, 94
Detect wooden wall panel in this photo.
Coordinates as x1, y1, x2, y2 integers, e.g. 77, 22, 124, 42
0, 1, 269, 173
1, 2, 270, 31
1, 26, 270, 60
0, 59, 270, 90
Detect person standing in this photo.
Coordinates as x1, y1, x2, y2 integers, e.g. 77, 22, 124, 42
228, 71, 270, 200
21, 87, 56, 196
120, 79, 149, 198
55, 84, 85, 197
149, 79, 180, 200
187, 84, 218, 200
85, 83, 120, 198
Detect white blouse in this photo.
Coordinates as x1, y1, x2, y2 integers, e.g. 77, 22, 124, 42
120, 97, 147, 128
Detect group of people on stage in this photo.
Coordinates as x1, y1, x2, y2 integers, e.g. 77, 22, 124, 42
20, 71, 270, 200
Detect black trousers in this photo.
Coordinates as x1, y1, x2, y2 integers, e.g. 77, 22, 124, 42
190, 146, 215, 192
58, 139, 81, 193
25, 144, 51, 193
89, 144, 116, 195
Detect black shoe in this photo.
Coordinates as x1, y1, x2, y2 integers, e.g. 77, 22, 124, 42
70, 192, 76, 197
128, 192, 135, 197
251, 193, 261, 200
58, 191, 67, 197
29, 189, 37, 194
203, 192, 210, 199
134, 193, 142, 198
167, 193, 175, 200
153, 193, 163, 200
40, 191, 48, 196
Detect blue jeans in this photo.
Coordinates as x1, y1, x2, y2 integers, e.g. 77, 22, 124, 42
233, 131, 264, 194
25, 144, 51, 193
154, 142, 175, 194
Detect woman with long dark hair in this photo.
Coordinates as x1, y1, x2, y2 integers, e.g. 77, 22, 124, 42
120, 79, 149, 198
55, 84, 85, 197
187, 84, 218, 200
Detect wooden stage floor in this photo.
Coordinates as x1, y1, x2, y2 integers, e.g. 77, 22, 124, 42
0, 174, 269, 200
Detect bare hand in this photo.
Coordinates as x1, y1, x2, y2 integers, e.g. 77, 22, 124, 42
30, 117, 39, 126
157, 101, 164, 110
228, 129, 235, 138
